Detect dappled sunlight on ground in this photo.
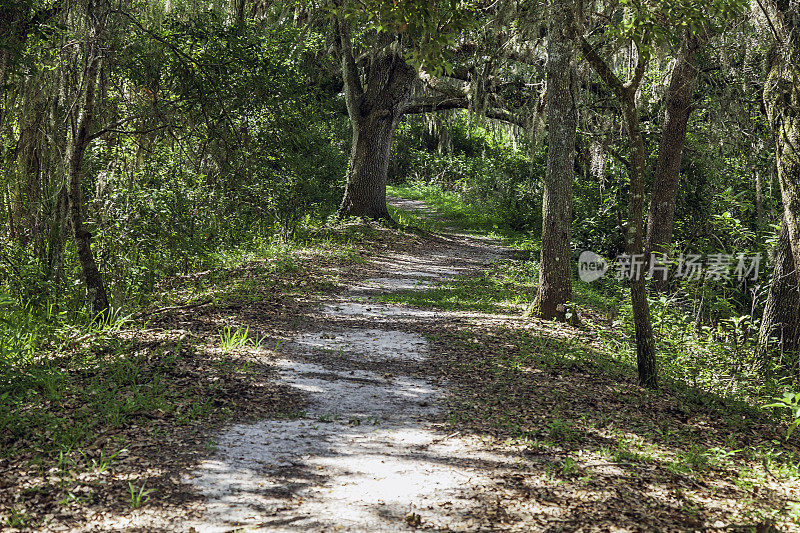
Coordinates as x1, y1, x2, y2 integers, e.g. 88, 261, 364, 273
186, 213, 517, 531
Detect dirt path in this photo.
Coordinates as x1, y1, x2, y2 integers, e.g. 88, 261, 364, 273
185, 199, 514, 532
6, 198, 798, 532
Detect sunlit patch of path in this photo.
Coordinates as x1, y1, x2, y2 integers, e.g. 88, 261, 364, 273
186, 200, 509, 532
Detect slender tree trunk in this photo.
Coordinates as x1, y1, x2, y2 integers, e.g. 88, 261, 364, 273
532, 0, 577, 321
622, 99, 658, 388
645, 34, 700, 288
578, 32, 658, 388
67, 7, 109, 316
757, 220, 800, 363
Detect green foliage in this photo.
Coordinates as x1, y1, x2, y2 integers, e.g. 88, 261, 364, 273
0, 3, 798, 527
0, 11, 349, 317
604, 282, 771, 402
765, 392, 800, 438
218, 325, 253, 353
92, 16, 346, 302
335, 0, 476, 74
388, 182, 515, 235
127, 481, 155, 509
80, 447, 125, 473
4, 506, 32, 529
391, 113, 541, 232
610, 0, 746, 54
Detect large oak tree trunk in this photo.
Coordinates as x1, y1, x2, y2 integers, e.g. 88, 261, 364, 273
339, 112, 400, 221
763, 2, 800, 295
757, 220, 800, 364
532, 0, 577, 321
767, 74, 800, 283
335, 21, 415, 223
645, 35, 700, 287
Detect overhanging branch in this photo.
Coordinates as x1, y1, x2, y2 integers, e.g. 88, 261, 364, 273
403, 97, 469, 115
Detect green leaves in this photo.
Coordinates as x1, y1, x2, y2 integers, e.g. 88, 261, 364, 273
609, 0, 747, 51
764, 392, 800, 438
336, 0, 476, 75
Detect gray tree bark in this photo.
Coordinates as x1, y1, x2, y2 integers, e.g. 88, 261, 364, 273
645, 34, 701, 288
763, 0, 800, 297
756, 219, 799, 363
335, 22, 415, 223
532, 0, 577, 321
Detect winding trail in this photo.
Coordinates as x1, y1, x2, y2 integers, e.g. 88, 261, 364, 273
186, 199, 513, 532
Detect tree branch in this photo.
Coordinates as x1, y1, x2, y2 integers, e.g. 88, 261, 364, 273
334, 16, 363, 117
402, 96, 528, 129
87, 114, 148, 141
484, 107, 529, 128
403, 97, 469, 115
625, 41, 648, 91
420, 74, 469, 98
577, 34, 627, 100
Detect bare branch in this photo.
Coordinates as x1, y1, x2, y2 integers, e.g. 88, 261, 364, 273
87, 114, 151, 141
577, 34, 627, 100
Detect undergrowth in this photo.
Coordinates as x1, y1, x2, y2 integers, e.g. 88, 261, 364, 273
0, 218, 388, 474
381, 188, 796, 428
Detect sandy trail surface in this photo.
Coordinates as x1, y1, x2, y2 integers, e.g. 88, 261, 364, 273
187, 199, 513, 532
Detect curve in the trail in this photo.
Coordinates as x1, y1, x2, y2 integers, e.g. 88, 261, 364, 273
186, 200, 509, 532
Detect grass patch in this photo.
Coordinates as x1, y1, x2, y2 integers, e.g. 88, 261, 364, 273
0, 334, 293, 460
379, 261, 539, 314
388, 182, 528, 241
0, 325, 305, 527
432, 319, 800, 528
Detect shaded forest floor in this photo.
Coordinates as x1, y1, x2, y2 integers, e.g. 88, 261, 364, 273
2, 196, 800, 531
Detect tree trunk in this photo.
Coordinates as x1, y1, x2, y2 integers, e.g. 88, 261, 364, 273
233, 0, 246, 24
578, 32, 658, 388
532, 0, 577, 321
763, 2, 800, 293
766, 68, 800, 295
622, 98, 658, 388
338, 112, 399, 221
645, 34, 700, 287
756, 220, 800, 364
334, 20, 415, 223
67, 8, 109, 317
